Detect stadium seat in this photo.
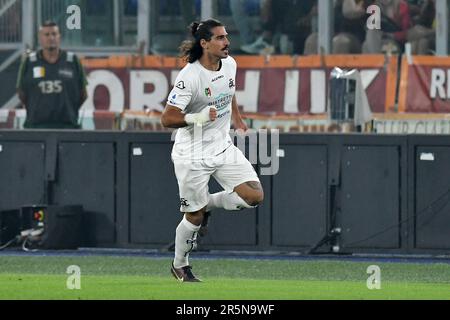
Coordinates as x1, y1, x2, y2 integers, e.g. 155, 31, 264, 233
0, 110, 15, 129
93, 111, 117, 130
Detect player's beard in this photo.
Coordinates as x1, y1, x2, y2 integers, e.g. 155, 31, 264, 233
221, 47, 229, 57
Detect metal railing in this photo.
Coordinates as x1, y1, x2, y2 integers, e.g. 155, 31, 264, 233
0, 0, 21, 46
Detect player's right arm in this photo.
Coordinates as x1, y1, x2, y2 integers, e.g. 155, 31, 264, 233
16, 54, 28, 107
161, 104, 189, 128
161, 69, 216, 128
161, 104, 217, 128
17, 89, 27, 107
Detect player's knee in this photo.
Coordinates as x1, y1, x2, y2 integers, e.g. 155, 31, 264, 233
243, 190, 264, 207
185, 208, 207, 226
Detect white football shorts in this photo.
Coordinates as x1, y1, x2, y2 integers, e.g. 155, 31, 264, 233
173, 144, 260, 212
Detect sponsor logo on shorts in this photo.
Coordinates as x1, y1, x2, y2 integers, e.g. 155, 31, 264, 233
180, 198, 190, 207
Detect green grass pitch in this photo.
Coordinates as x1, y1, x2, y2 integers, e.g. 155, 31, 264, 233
0, 255, 449, 300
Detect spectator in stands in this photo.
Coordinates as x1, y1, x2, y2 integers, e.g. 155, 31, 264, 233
230, 0, 258, 53
406, 0, 435, 54
240, 0, 317, 55
230, 0, 275, 54
16, 21, 88, 129
275, 0, 317, 54
334, 0, 372, 53
304, 0, 370, 55
362, 0, 412, 54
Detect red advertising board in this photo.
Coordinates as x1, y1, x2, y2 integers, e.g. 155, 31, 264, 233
81, 55, 398, 114
399, 56, 450, 113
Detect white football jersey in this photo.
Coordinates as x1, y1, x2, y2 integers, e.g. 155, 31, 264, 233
167, 56, 237, 160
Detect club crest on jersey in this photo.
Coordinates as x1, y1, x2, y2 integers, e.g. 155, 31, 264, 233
205, 88, 211, 97
176, 81, 185, 90
229, 79, 235, 89
33, 67, 45, 78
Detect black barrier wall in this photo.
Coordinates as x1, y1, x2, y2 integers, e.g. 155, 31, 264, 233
258, 134, 410, 254
408, 136, 450, 251
0, 130, 448, 254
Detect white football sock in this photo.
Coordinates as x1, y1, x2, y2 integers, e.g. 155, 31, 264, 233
207, 191, 255, 211
173, 215, 201, 269
207, 191, 227, 211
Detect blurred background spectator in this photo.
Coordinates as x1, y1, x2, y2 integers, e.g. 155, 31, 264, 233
363, 0, 411, 54
304, 0, 369, 55
274, 0, 317, 55
239, 0, 317, 55
333, 0, 371, 53
230, 0, 264, 54
406, 0, 435, 54
231, 0, 274, 54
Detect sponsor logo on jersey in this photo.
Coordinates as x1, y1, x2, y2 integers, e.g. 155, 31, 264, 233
212, 75, 224, 82
205, 88, 211, 97
59, 69, 73, 78
208, 93, 233, 119
209, 93, 232, 111
229, 78, 235, 89
33, 67, 45, 78
169, 94, 177, 105
176, 81, 186, 90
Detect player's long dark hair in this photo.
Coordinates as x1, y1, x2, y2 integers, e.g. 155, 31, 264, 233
179, 19, 224, 63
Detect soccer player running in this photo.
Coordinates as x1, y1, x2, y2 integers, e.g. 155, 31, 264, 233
161, 19, 264, 282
